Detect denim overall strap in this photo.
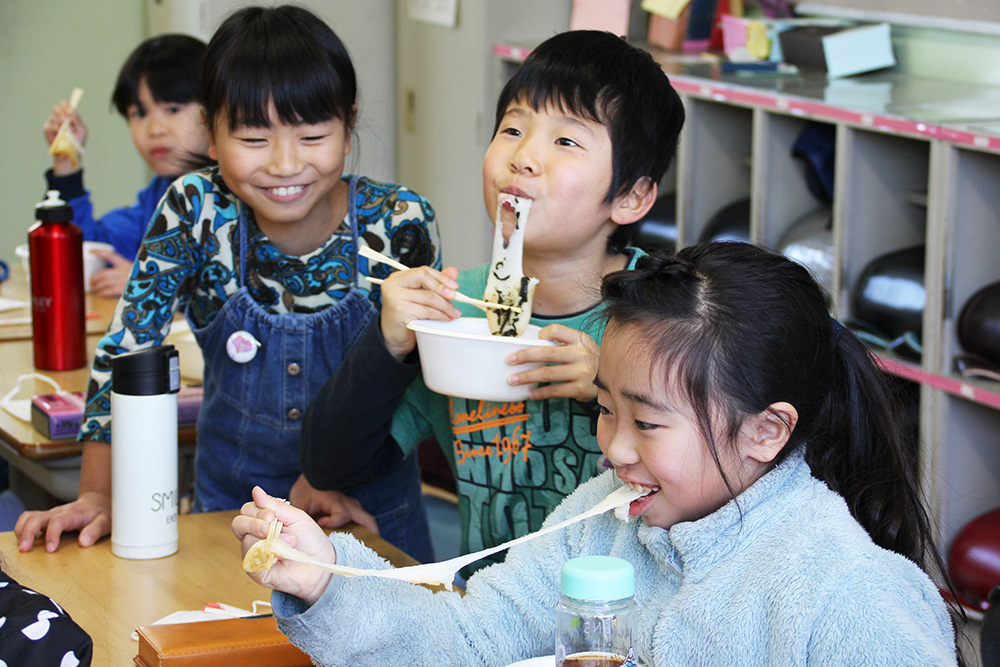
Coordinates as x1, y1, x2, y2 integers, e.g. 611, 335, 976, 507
189, 178, 434, 561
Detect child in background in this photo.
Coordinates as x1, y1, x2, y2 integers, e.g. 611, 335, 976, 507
299, 31, 684, 571
235, 243, 960, 666
42, 34, 210, 298
17, 5, 440, 563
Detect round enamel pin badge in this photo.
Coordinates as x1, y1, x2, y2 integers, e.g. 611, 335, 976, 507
226, 330, 261, 363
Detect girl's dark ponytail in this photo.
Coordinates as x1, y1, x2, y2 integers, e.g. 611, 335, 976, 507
809, 325, 967, 655
806, 327, 931, 563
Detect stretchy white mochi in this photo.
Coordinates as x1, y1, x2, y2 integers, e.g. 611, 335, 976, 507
484, 193, 538, 337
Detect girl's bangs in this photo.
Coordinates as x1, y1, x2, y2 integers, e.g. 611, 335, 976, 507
223, 59, 346, 129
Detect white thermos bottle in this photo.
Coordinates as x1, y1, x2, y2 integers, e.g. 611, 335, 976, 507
111, 345, 180, 559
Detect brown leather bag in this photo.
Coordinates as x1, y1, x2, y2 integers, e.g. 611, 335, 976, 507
133, 615, 312, 666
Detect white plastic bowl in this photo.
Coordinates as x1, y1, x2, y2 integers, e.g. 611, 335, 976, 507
17, 241, 115, 291
407, 317, 557, 402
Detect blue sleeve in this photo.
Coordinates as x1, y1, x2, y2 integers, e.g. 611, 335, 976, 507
45, 170, 168, 260
80, 174, 203, 443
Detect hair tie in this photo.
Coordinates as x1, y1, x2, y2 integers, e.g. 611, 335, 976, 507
831, 318, 843, 345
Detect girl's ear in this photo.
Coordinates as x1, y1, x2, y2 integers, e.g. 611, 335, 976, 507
744, 402, 798, 465
205, 110, 219, 162
610, 177, 657, 226
342, 104, 358, 158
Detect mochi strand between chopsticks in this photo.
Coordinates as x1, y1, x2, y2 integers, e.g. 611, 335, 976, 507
241, 484, 645, 591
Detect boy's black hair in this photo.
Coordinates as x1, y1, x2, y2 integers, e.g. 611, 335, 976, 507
202, 5, 357, 132
493, 31, 685, 252
111, 34, 206, 117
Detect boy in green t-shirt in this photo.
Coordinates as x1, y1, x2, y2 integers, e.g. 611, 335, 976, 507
300, 30, 685, 564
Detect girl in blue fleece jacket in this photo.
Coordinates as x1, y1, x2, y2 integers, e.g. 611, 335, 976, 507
235, 242, 961, 666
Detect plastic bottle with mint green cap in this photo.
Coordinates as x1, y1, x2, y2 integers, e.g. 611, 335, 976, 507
555, 555, 639, 667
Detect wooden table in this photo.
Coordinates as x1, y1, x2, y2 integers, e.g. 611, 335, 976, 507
0, 266, 197, 502
0, 332, 107, 502
0, 511, 418, 665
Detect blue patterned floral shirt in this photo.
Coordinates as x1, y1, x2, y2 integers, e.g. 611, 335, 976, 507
81, 167, 440, 442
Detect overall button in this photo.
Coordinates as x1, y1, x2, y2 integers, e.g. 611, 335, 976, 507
287, 408, 302, 420
286, 362, 301, 376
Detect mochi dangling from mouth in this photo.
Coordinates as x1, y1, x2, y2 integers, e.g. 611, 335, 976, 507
484, 194, 539, 337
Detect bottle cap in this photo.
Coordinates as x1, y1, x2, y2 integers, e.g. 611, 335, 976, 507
112, 345, 180, 396
35, 189, 73, 222
560, 555, 635, 601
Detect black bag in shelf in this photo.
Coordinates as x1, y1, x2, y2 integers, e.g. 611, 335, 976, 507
849, 246, 925, 360
699, 198, 751, 244
791, 122, 836, 205
958, 280, 1000, 369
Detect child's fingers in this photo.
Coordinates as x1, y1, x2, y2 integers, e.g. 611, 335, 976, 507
88, 248, 127, 264
231, 513, 268, 545
380, 265, 459, 296
506, 324, 594, 365
517, 363, 599, 402
377, 267, 464, 359
505, 325, 600, 402
380, 269, 463, 321
251, 485, 289, 514
537, 323, 591, 346
233, 487, 292, 543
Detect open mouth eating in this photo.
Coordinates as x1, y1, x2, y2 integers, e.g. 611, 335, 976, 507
615, 481, 660, 520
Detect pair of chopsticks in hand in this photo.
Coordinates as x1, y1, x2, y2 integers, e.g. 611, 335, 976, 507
359, 246, 521, 314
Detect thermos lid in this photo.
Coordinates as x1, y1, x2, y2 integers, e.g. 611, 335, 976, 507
112, 345, 180, 396
35, 189, 73, 222
561, 555, 635, 601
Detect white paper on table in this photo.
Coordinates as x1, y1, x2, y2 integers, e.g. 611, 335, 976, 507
129, 601, 271, 640
0, 297, 28, 313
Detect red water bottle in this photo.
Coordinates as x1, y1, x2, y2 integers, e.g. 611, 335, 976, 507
28, 189, 86, 370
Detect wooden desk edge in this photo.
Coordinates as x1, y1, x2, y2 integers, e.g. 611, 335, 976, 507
4, 425, 199, 461
0, 514, 420, 569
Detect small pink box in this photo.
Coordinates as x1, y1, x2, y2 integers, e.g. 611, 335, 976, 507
31, 391, 87, 440
31, 386, 203, 440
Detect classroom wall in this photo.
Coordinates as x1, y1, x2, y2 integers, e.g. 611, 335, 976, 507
0, 0, 147, 263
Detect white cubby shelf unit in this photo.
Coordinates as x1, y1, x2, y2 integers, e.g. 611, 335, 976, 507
495, 41, 1000, 554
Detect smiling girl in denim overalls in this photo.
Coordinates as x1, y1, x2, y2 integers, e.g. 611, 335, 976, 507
15, 5, 439, 563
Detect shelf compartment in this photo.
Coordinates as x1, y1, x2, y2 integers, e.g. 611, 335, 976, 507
675, 97, 753, 246
939, 146, 1000, 379
930, 392, 1000, 549
754, 113, 835, 252
837, 127, 931, 341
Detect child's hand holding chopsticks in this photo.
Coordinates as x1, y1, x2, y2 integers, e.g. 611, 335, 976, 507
45, 88, 86, 174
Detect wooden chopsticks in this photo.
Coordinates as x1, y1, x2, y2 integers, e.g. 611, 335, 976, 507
359, 246, 522, 314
